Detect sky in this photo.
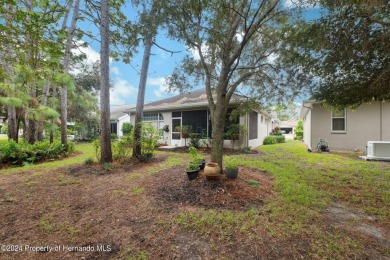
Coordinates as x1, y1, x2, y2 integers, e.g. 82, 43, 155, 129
76, 1, 322, 107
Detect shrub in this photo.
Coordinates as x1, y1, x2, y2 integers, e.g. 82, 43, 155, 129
0, 140, 74, 166
121, 123, 133, 136
263, 136, 276, 145
263, 135, 286, 145
84, 157, 94, 165
110, 133, 118, 141
112, 135, 133, 160
189, 133, 200, 149
1, 124, 8, 134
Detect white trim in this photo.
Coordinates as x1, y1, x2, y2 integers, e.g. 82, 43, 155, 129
331, 109, 347, 133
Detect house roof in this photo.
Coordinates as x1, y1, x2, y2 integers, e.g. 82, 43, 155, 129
124, 88, 247, 113
279, 119, 297, 128
110, 104, 134, 120
299, 100, 317, 119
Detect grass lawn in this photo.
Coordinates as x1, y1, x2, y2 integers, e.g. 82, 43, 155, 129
0, 141, 389, 259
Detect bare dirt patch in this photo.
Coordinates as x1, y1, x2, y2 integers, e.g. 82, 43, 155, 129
324, 203, 390, 258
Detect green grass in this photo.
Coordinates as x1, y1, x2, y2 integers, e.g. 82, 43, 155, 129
0, 135, 7, 145
0, 142, 95, 175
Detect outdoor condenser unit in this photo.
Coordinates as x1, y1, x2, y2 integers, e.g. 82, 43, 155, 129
366, 141, 390, 161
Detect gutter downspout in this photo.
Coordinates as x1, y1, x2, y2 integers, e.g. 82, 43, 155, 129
302, 104, 313, 149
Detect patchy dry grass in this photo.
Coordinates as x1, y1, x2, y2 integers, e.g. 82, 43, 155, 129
0, 141, 388, 259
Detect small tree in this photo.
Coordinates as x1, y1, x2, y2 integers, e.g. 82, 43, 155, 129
225, 124, 246, 150
175, 125, 192, 147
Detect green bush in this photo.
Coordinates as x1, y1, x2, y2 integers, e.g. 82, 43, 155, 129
110, 133, 118, 141
1, 125, 8, 134
263, 135, 286, 145
0, 140, 74, 166
263, 136, 276, 145
121, 123, 133, 136
295, 130, 303, 137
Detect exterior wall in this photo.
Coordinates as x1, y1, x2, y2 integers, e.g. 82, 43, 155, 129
303, 109, 312, 149
248, 112, 271, 148
310, 102, 383, 151
116, 115, 130, 137
381, 103, 390, 141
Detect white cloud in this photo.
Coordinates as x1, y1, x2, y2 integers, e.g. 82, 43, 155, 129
110, 78, 137, 105
188, 44, 210, 61
111, 66, 121, 76
147, 77, 178, 98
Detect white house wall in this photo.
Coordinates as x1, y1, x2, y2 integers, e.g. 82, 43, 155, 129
303, 108, 312, 149
310, 102, 386, 151
117, 115, 130, 137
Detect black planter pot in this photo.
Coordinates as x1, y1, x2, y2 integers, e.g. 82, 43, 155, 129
186, 168, 200, 180
226, 168, 238, 179
198, 159, 206, 170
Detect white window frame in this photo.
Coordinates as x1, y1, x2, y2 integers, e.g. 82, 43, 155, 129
331, 109, 346, 133
142, 113, 164, 137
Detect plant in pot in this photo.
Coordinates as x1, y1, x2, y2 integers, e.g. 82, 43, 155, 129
186, 147, 200, 180
225, 124, 246, 150
175, 125, 192, 147
225, 160, 239, 179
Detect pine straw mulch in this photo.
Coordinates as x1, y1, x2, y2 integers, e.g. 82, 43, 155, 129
0, 154, 281, 260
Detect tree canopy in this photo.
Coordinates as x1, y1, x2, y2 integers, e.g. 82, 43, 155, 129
286, 1, 390, 108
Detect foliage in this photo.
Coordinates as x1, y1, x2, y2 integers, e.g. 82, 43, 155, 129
224, 160, 237, 170
0, 140, 74, 166
0, 125, 8, 135
112, 135, 133, 160
84, 157, 94, 165
175, 125, 192, 147
263, 135, 286, 145
165, 0, 301, 168
187, 146, 200, 171
284, 2, 390, 108
296, 119, 303, 131
275, 102, 299, 121
225, 124, 246, 150
121, 123, 133, 136
270, 126, 283, 136
189, 133, 200, 149
111, 133, 119, 141
139, 122, 160, 156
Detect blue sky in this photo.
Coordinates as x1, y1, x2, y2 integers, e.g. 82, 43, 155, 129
76, 1, 322, 107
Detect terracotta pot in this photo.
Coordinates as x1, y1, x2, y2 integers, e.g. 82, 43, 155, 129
204, 163, 220, 181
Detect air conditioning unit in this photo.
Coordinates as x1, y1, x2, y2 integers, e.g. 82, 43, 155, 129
366, 141, 390, 161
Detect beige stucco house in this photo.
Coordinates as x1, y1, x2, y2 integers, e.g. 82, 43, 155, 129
300, 100, 390, 151
124, 88, 277, 149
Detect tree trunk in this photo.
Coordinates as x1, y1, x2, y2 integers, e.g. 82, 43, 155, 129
210, 92, 228, 172
37, 83, 50, 141
99, 0, 112, 163
7, 107, 18, 142
60, 0, 80, 147
4, 4, 18, 142
132, 38, 153, 158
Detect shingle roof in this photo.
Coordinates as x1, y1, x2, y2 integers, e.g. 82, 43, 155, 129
110, 104, 134, 120
125, 88, 246, 113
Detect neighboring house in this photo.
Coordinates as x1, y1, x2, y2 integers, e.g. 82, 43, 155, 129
124, 88, 276, 149
110, 105, 134, 137
278, 119, 297, 134
300, 100, 390, 151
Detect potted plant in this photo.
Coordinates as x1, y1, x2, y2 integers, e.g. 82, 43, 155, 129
225, 124, 246, 150
175, 125, 192, 147
225, 160, 238, 179
186, 147, 200, 180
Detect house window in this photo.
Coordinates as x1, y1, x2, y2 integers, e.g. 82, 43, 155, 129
331, 109, 346, 132
142, 113, 164, 136
110, 123, 118, 134
249, 111, 258, 140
